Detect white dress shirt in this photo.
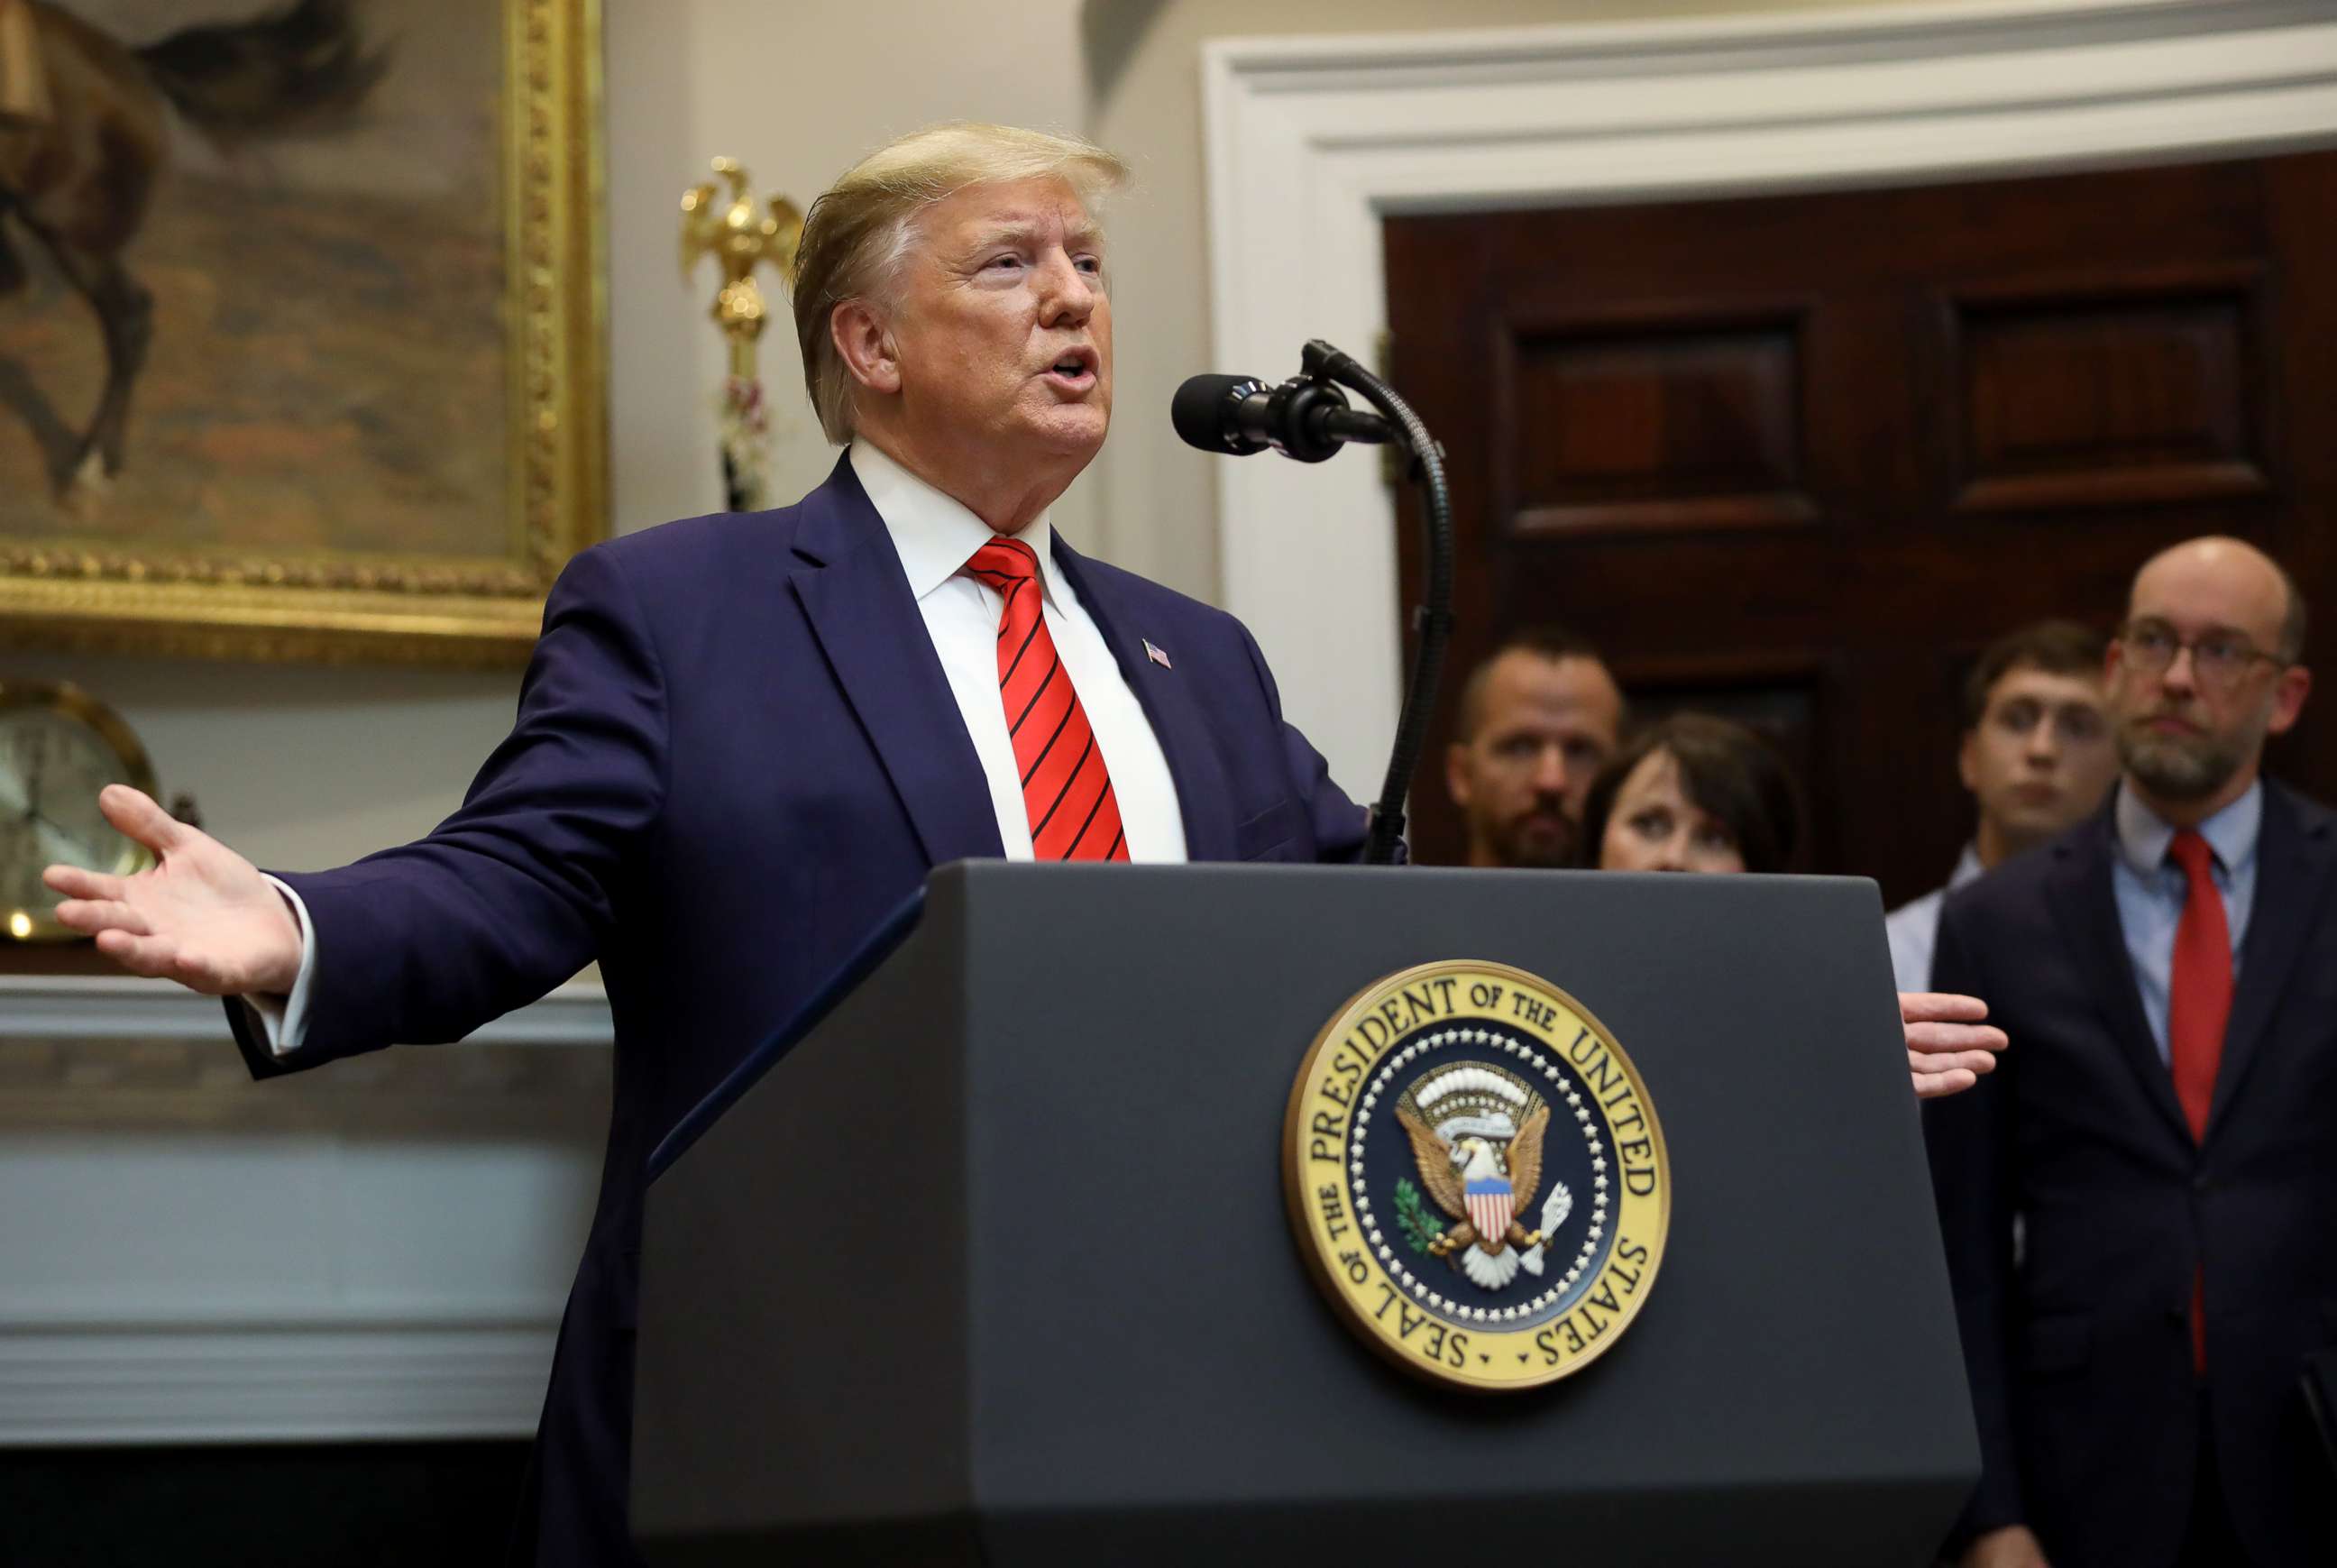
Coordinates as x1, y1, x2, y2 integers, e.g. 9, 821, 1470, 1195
1883, 842, 1984, 992
246, 439, 1187, 1056
2111, 778, 2259, 1065
848, 440, 1187, 865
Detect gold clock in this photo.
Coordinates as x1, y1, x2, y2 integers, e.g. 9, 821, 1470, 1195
0, 682, 158, 942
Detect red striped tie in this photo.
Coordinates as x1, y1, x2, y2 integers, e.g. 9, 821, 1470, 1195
966, 537, 1130, 862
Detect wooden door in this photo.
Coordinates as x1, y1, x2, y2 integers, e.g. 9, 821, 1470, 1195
1385, 151, 2337, 900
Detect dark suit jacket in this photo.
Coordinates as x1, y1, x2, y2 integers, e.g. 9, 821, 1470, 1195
224, 454, 1371, 1566
1925, 780, 2337, 1568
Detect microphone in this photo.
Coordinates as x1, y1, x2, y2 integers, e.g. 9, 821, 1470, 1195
1170, 372, 1395, 463
1172, 340, 1452, 866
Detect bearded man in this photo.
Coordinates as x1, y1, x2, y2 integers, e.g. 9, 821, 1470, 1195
1927, 536, 2336, 1568
47, 124, 2005, 1564
1443, 626, 1625, 870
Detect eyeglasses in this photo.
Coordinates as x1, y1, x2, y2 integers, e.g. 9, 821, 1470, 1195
2119, 619, 2286, 692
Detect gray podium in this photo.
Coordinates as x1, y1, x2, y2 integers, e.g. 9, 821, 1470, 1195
632, 862, 1978, 1565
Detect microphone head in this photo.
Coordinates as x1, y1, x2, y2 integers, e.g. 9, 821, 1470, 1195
1171, 373, 1267, 455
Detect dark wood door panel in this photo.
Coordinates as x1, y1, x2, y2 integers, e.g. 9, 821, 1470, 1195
1930, 263, 2274, 517
1388, 151, 2337, 897
1493, 298, 1820, 536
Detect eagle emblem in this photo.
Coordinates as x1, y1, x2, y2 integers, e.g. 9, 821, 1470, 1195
1285, 960, 1670, 1390
1395, 1064, 1573, 1291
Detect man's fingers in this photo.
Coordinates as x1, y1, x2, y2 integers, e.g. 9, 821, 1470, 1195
42, 864, 126, 902
91, 931, 232, 994
96, 784, 184, 856
92, 928, 180, 979
1911, 1047, 2000, 1079
52, 898, 151, 937
1912, 1067, 1980, 1101
1905, 1021, 2009, 1056
1900, 990, 1989, 1023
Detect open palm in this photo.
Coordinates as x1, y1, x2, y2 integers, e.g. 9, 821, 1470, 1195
41, 784, 301, 996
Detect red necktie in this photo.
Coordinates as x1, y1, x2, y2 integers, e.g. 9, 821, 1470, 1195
2166, 828, 2230, 1374
966, 537, 1130, 862
2167, 830, 2231, 1141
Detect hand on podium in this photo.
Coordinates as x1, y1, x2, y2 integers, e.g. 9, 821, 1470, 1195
1900, 990, 2005, 1100
1961, 1525, 2051, 1567
41, 784, 301, 997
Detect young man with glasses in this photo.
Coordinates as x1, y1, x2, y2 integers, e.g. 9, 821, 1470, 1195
1924, 536, 2331, 1568
1886, 621, 2121, 990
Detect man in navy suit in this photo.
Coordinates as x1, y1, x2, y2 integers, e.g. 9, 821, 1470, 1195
47, 124, 2005, 1564
1928, 536, 2334, 1568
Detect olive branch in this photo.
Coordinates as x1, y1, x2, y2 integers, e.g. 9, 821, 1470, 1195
1393, 1177, 1445, 1254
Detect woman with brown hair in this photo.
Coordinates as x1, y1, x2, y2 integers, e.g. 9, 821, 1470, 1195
1581, 711, 1801, 875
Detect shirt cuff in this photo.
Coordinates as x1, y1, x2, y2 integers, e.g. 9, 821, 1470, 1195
239, 876, 316, 1058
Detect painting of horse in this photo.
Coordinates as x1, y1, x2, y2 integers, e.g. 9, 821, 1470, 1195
0, 0, 518, 564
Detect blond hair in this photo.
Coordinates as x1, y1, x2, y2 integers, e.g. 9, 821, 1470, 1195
788, 123, 1131, 445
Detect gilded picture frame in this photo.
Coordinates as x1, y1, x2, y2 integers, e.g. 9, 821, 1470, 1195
0, 0, 606, 666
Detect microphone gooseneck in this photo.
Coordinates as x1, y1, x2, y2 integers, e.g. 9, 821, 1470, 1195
1296, 341, 1453, 867
1168, 345, 1453, 867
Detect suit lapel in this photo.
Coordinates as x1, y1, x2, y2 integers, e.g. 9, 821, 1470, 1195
789, 456, 1004, 868
1049, 536, 1238, 862
2043, 812, 2193, 1146
2205, 783, 2335, 1142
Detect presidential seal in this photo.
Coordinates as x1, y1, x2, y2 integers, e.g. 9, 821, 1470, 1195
1282, 960, 1671, 1391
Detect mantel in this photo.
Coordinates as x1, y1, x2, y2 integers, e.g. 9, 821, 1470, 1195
0, 978, 613, 1444
0, 974, 613, 1049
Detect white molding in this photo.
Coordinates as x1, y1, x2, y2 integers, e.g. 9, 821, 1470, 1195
1200, 0, 2337, 795
0, 977, 609, 1445
0, 974, 612, 1048
0, 1324, 555, 1444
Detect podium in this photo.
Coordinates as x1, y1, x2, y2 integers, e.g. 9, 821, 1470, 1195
632, 863, 1978, 1565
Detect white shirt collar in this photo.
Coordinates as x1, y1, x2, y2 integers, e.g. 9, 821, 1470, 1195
2114, 775, 2263, 879
849, 439, 1059, 608
1948, 842, 1984, 890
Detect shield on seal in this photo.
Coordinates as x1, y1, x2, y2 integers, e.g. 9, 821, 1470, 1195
1464, 1175, 1514, 1244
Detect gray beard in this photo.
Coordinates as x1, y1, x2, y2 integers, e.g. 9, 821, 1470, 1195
2117, 724, 2247, 802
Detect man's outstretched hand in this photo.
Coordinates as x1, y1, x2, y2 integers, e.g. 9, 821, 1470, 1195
1901, 990, 2006, 1100
41, 784, 301, 997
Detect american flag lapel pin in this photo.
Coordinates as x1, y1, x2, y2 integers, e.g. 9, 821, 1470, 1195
1143, 638, 1172, 669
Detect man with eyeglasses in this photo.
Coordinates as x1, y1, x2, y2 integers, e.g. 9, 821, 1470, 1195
1925, 536, 2332, 1568
1885, 621, 2120, 991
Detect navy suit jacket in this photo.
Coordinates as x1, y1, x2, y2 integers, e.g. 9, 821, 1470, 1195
225, 455, 1371, 1565
1924, 781, 2337, 1568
